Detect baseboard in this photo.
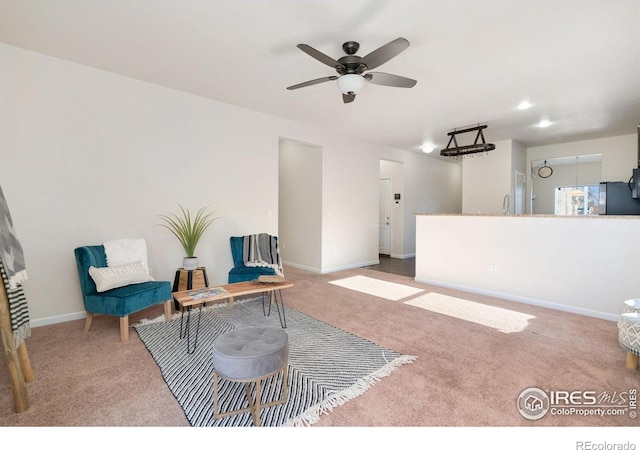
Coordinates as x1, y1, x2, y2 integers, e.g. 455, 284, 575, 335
283, 261, 322, 273
284, 260, 380, 274
390, 253, 415, 259
320, 260, 380, 274
414, 277, 619, 322
30, 311, 86, 328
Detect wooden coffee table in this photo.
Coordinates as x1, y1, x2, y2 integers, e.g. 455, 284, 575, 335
172, 278, 293, 354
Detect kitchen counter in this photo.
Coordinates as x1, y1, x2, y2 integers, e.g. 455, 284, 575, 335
414, 213, 640, 319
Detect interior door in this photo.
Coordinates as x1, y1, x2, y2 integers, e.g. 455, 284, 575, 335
379, 178, 392, 255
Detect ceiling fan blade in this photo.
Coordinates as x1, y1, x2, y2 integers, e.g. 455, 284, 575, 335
297, 44, 344, 70
364, 72, 417, 88
342, 93, 356, 104
359, 37, 410, 70
287, 76, 338, 90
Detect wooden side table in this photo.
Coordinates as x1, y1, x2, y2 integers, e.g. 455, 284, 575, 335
172, 267, 209, 310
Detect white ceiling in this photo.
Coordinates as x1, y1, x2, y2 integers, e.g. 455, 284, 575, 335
2, 0, 639, 161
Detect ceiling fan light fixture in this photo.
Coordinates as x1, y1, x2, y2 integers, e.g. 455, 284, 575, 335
290, 38, 415, 103
337, 74, 365, 95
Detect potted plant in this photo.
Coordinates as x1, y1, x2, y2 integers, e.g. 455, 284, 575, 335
158, 205, 218, 270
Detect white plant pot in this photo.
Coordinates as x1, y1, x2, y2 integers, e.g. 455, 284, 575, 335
183, 257, 198, 271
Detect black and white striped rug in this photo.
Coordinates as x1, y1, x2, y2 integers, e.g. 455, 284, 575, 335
134, 297, 416, 427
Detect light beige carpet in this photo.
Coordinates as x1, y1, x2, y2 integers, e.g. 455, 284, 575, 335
2, 265, 633, 432
329, 275, 424, 301
406, 292, 536, 333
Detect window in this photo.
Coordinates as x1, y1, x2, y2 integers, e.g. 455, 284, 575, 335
555, 185, 600, 215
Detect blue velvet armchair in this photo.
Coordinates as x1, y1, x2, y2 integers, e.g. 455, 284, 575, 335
74, 245, 172, 342
228, 236, 279, 283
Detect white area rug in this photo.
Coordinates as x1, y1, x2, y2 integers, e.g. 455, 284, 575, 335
406, 292, 535, 333
329, 275, 424, 301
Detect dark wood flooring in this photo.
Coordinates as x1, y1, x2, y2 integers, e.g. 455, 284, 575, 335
364, 254, 415, 277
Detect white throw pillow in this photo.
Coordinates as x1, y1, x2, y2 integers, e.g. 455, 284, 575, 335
89, 261, 153, 293
104, 238, 150, 274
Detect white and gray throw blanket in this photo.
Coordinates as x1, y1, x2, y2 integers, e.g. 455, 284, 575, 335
0, 185, 30, 347
0, 185, 27, 289
242, 233, 283, 276
0, 257, 30, 347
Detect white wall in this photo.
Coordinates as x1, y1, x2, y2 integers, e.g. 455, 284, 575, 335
278, 138, 322, 271
1, 44, 463, 325
416, 214, 640, 319
462, 140, 514, 214
319, 140, 380, 271
1, 44, 279, 324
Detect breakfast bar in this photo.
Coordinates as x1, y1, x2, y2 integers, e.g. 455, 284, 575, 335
415, 213, 640, 319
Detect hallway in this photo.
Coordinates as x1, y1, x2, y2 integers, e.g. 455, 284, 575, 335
364, 255, 415, 277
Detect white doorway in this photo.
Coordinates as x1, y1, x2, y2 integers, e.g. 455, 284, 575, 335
379, 178, 392, 255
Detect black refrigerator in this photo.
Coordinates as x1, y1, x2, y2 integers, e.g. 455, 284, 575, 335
599, 181, 640, 215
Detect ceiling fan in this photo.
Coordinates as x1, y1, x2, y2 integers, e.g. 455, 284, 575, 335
286, 37, 417, 104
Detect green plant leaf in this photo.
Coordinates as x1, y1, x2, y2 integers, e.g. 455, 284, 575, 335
158, 205, 218, 257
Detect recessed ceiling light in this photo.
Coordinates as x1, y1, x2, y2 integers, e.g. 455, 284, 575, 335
517, 100, 532, 110
537, 119, 553, 128
421, 144, 435, 153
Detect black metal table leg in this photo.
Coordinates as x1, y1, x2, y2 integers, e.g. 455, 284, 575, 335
260, 290, 286, 328
179, 305, 202, 354
261, 291, 268, 317
179, 307, 187, 338
273, 289, 286, 329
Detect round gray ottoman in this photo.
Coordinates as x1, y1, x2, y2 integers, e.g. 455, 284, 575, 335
212, 326, 289, 426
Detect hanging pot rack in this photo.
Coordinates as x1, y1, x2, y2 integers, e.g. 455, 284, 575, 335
439, 124, 495, 158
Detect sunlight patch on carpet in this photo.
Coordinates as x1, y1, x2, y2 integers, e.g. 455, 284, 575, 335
329, 275, 424, 301
406, 292, 535, 333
